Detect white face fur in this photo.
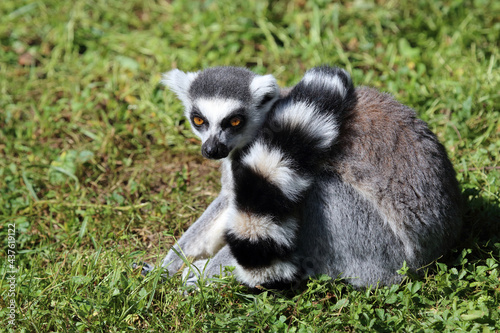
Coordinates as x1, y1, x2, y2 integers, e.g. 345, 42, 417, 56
190, 97, 249, 159
162, 68, 280, 160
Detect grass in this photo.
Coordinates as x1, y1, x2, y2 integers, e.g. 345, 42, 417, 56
0, 0, 499, 331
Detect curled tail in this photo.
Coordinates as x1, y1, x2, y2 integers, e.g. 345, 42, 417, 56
225, 66, 356, 288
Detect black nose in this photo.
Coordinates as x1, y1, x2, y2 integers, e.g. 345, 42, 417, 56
202, 142, 229, 160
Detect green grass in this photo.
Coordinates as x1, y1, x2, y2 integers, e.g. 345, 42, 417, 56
1, 0, 499, 331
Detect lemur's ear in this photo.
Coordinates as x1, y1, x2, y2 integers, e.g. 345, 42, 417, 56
161, 69, 199, 108
250, 74, 279, 109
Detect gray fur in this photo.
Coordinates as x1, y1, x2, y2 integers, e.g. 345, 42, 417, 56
189, 67, 254, 102
149, 67, 462, 288
296, 171, 407, 287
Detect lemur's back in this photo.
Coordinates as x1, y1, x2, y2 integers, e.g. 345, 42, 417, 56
297, 86, 462, 286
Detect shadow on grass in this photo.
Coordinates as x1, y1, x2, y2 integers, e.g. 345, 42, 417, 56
455, 188, 500, 257
429, 188, 500, 276
462, 188, 500, 240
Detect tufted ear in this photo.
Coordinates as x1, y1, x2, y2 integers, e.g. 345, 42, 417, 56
161, 69, 199, 108
250, 74, 280, 109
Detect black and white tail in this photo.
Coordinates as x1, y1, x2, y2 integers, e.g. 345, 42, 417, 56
225, 66, 356, 288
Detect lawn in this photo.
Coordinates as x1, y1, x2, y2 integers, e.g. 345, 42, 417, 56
1, 0, 499, 331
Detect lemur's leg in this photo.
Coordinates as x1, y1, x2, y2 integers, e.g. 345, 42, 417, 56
141, 193, 231, 276
225, 67, 357, 288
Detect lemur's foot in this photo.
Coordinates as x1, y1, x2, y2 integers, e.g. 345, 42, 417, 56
182, 259, 209, 287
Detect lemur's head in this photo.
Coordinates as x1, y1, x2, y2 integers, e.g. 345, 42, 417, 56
162, 67, 279, 159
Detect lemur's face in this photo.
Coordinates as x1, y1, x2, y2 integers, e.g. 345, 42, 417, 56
188, 98, 250, 159
162, 67, 280, 160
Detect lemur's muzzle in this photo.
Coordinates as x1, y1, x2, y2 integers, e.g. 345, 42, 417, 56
202, 137, 229, 160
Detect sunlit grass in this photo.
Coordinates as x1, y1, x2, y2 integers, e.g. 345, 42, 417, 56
1, 0, 499, 331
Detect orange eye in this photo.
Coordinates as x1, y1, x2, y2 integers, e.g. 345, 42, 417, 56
193, 117, 204, 126
230, 118, 241, 127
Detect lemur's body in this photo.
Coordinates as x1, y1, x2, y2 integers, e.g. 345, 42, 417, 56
149, 66, 462, 288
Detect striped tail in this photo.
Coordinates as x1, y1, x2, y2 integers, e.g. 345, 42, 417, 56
225, 66, 356, 288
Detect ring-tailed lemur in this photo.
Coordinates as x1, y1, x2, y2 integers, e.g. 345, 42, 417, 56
143, 66, 462, 288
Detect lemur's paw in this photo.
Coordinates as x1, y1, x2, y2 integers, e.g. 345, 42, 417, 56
132, 262, 155, 276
